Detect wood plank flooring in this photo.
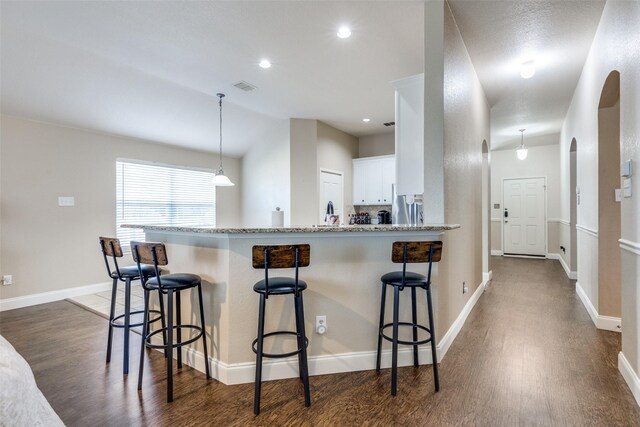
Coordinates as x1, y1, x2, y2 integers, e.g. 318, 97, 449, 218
1, 257, 639, 426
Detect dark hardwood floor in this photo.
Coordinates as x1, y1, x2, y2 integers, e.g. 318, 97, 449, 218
1, 257, 639, 426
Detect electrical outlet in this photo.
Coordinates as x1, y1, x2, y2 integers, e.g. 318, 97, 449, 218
315, 315, 327, 334
2, 275, 12, 286
462, 281, 468, 294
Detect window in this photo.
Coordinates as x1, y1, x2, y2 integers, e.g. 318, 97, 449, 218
116, 159, 216, 251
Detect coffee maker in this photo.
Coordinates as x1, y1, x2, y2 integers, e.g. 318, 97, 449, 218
377, 210, 391, 224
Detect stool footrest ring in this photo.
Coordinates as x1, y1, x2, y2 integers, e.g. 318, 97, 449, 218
252, 330, 309, 359
144, 325, 204, 349
380, 322, 432, 346
110, 309, 162, 328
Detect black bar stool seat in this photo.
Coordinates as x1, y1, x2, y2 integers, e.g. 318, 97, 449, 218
132, 241, 210, 403
376, 241, 443, 396
253, 277, 308, 294
99, 237, 165, 376
252, 244, 311, 415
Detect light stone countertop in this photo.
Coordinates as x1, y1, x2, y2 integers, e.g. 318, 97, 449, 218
122, 224, 460, 234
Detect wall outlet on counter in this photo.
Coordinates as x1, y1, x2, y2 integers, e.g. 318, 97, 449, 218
316, 315, 327, 334
462, 281, 468, 294
2, 275, 12, 286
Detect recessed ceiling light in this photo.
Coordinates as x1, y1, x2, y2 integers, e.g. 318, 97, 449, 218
259, 59, 271, 69
337, 26, 351, 39
362, 118, 371, 123
520, 60, 536, 79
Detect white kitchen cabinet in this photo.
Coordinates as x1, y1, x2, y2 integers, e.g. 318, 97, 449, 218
353, 155, 395, 205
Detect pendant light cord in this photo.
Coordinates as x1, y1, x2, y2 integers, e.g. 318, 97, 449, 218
217, 93, 225, 173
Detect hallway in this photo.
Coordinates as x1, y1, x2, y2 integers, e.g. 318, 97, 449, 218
1, 257, 638, 425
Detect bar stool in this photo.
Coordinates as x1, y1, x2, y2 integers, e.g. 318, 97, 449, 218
131, 241, 211, 403
376, 241, 443, 396
252, 244, 311, 415
99, 236, 165, 375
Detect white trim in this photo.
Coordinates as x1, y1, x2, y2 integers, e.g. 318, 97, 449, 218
576, 224, 598, 238
619, 239, 640, 256
557, 254, 577, 280
546, 253, 560, 260
490, 218, 501, 222
0, 282, 113, 312
575, 281, 621, 332
557, 219, 571, 226
482, 270, 492, 286
547, 218, 564, 223
159, 277, 489, 385
619, 352, 640, 408
116, 157, 214, 174
491, 250, 503, 256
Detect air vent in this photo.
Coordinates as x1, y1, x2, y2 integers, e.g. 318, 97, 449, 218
233, 81, 257, 92
383, 121, 395, 127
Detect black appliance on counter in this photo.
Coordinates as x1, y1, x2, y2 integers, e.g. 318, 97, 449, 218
377, 210, 391, 224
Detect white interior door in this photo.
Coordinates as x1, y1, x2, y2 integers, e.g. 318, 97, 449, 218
319, 170, 343, 224
503, 177, 546, 256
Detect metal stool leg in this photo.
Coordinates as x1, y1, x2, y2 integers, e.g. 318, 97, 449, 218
391, 285, 400, 396
138, 288, 150, 390
295, 293, 311, 407
426, 285, 439, 392
294, 293, 304, 381
166, 288, 174, 403
254, 293, 266, 415
197, 284, 211, 379
376, 282, 387, 372
158, 290, 168, 358
123, 277, 132, 375
106, 277, 118, 364
411, 286, 419, 367
176, 291, 182, 369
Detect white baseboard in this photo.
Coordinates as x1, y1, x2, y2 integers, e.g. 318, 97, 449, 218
619, 352, 640, 408
575, 282, 621, 333
0, 281, 113, 312
482, 271, 492, 286
159, 277, 489, 385
547, 253, 577, 280
491, 250, 503, 256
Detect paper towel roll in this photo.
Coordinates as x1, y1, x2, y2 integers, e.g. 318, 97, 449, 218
272, 209, 284, 227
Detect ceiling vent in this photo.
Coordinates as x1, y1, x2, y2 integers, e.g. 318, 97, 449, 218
383, 121, 395, 127
233, 81, 257, 92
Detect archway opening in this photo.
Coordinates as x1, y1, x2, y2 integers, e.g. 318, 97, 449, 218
597, 70, 621, 323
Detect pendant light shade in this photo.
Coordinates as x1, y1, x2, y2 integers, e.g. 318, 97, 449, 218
213, 93, 235, 186
516, 129, 528, 160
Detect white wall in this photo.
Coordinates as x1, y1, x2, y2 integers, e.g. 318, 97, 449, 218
241, 119, 290, 227
358, 132, 394, 158
558, 0, 640, 395
0, 115, 241, 300
317, 121, 359, 220
289, 119, 318, 226
489, 144, 561, 256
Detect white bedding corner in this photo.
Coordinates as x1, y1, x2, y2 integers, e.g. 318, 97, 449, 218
0, 334, 65, 427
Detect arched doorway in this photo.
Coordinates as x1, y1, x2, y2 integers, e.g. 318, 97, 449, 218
481, 140, 490, 281
569, 138, 577, 275
597, 70, 621, 327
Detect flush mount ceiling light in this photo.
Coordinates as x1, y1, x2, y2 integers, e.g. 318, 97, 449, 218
520, 60, 536, 79
258, 59, 271, 69
337, 26, 351, 39
362, 118, 370, 122
212, 93, 235, 186
516, 129, 528, 160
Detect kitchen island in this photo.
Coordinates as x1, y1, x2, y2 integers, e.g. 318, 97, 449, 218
123, 223, 459, 385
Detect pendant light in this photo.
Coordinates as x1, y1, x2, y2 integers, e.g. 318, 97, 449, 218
212, 93, 235, 186
516, 128, 528, 160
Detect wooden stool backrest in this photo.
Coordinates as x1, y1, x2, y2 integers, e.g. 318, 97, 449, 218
99, 236, 124, 279
391, 241, 443, 264
252, 245, 310, 269
131, 242, 169, 266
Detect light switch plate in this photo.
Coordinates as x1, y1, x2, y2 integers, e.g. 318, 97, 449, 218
623, 178, 632, 198
58, 196, 75, 207
615, 189, 622, 202
621, 159, 633, 177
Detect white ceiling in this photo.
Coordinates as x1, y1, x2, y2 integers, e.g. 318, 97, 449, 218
447, 0, 606, 150
0, 1, 606, 155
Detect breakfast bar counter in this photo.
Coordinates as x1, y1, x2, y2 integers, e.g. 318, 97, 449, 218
123, 223, 459, 385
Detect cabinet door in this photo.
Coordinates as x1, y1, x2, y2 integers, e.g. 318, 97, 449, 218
381, 157, 395, 204
365, 160, 383, 204
352, 161, 367, 204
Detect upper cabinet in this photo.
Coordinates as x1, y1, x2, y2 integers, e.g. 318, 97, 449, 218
353, 155, 395, 205
392, 74, 424, 198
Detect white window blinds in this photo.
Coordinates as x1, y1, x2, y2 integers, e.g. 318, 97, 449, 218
116, 160, 216, 251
